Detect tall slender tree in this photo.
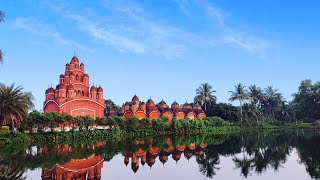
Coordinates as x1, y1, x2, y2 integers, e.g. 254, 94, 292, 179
0, 83, 34, 129
248, 85, 263, 107
194, 83, 217, 111
229, 83, 249, 122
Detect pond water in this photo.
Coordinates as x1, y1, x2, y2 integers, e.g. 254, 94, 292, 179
1, 130, 320, 180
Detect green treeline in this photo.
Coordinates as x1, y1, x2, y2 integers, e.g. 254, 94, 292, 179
23, 111, 236, 136
1, 79, 320, 133
193, 81, 320, 125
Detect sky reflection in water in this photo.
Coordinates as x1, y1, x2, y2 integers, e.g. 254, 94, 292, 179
6, 130, 320, 179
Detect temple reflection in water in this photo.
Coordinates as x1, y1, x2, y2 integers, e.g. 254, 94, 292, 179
122, 138, 207, 173
41, 143, 106, 180
38, 137, 207, 179
3, 130, 320, 180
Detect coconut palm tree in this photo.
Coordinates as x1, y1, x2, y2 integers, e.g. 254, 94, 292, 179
263, 86, 282, 119
229, 83, 249, 122
0, 83, 34, 129
0, 11, 4, 63
194, 83, 217, 111
248, 85, 263, 107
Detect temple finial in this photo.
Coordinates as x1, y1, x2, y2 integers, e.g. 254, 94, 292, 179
74, 51, 76, 56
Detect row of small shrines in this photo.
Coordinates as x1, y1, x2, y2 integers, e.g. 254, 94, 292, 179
41, 140, 207, 179
107, 95, 206, 121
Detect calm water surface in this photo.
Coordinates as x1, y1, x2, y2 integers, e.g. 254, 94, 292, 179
2, 130, 320, 180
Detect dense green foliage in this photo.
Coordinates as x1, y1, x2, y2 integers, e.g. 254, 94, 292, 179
23, 111, 239, 137
206, 103, 240, 123
292, 79, 320, 122
202, 83, 297, 125
0, 83, 34, 129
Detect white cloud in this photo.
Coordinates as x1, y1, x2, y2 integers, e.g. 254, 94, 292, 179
11, 17, 88, 51
64, 3, 198, 60
41, 0, 272, 60
198, 0, 272, 59
174, 0, 192, 17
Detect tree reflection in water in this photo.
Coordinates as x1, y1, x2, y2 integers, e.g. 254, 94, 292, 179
1, 130, 320, 179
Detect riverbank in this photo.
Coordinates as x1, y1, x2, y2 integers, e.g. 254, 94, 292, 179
0, 122, 312, 147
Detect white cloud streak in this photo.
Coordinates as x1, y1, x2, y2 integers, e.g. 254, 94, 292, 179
38, 0, 272, 60
64, 3, 198, 60
198, 0, 271, 59
11, 17, 88, 51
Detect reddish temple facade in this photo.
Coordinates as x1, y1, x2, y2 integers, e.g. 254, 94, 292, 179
43, 56, 105, 119
118, 95, 206, 122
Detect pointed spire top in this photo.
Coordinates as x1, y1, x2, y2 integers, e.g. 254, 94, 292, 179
74, 50, 76, 56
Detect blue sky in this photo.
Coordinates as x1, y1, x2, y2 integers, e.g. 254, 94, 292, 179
1, 0, 320, 111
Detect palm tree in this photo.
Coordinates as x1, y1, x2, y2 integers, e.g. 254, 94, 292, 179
229, 83, 249, 122
263, 86, 283, 119
0, 11, 4, 63
0, 83, 34, 129
248, 85, 263, 106
194, 83, 217, 111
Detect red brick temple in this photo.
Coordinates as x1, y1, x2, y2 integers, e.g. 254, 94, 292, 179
43, 55, 105, 119
118, 95, 206, 122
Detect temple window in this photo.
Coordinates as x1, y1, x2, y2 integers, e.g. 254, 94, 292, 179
76, 75, 79, 80
82, 91, 84, 96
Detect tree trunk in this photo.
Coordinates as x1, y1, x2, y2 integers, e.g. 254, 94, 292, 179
0, 118, 3, 129
240, 100, 243, 122
204, 101, 207, 111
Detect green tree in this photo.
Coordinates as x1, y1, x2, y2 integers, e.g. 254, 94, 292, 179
248, 85, 263, 107
0, 83, 34, 129
105, 99, 121, 116
229, 83, 249, 122
81, 116, 94, 130
194, 83, 217, 111
292, 79, 320, 121
205, 103, 240, 123
25, 111, 42, 133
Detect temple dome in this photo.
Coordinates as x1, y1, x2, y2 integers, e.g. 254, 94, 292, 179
171, 101, 180, 109
65, 63, 70, 67
83, 74, 89, 78
90, 86, 97, 92
46, 87, 55, 94
71, 55, 79, 64
183, 102, 191, 109
59, 84, 66, 89
159, 100, 166, 105
146, 98, 155, 107
80, 62, 84, 66
59, 74, 64, 78
194, 103, 202, 110
56, 84, 61, 90
97, 86, 103, 92
132, 95, 139, 102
